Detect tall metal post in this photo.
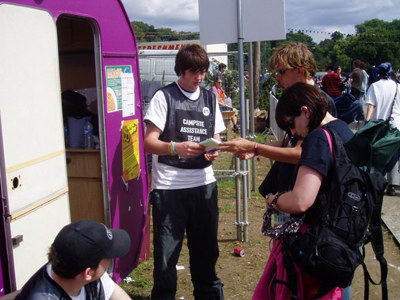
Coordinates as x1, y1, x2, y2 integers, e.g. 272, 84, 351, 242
248, 42, 256, 193
236, 0, 249, 242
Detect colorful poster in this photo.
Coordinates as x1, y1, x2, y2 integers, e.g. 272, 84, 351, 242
105, 65, 133, 113
122, 119, 140, 181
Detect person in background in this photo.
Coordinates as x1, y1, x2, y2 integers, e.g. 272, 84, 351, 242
367, 63, 380, 87
144, 44, 225, 300
210, 76, 239, 132
217, 63, 227, 76
15, 219, 132, 300
365, 62, 400, 196
321, 65, 343, 98
350, 60, 367, 120
216, 63, 227, 90
210, 76, 228, 105
335, 65, 345, 82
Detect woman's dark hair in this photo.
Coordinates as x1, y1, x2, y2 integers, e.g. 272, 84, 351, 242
174, 44, 209, 76
48, 245, 100, 279
275, 82, 329, 133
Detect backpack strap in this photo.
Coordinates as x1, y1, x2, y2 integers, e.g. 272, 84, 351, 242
320, 128, 333, 161
361, 174, 388, 300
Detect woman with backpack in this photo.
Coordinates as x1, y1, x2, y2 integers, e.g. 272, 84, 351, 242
253, 82, 354, 299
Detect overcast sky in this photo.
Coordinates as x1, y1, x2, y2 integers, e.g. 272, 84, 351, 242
120, 0, 400, 43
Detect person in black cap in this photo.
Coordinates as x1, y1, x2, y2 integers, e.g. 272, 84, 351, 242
15, 219, 132, 300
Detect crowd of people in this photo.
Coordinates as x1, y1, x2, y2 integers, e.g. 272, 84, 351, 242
318, 60, 400, 196
12, 42, 399, 300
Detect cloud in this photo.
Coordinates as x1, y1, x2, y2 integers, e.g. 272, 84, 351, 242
121, 0, 400, 42
121, 0, 199, 31
285, 0, 400, 40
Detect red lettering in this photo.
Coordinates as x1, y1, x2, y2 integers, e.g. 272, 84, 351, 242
168, 45, 174, 50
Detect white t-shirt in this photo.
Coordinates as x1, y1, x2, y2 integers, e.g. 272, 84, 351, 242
144, 81, 226, 189
46, 264, 115, 300
365, 79, 400, 129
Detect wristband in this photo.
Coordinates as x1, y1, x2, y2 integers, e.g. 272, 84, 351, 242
269, 191, 285, 211
254, 143, 260, 161
168, 141, 176, 156
173, 142, 178, 155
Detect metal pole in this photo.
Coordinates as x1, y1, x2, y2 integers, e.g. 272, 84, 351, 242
235, 156, 242, 241
246, 99, 251, 199
236, 0, 249, 242
248, 42, 256, 193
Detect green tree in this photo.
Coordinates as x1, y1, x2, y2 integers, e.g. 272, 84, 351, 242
313, 32, 352, 72
346, 19, 400, 68
131, 21, 199, 43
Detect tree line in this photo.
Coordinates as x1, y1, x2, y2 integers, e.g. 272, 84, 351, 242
132, 19, 400, 73
132, 19, 400, 111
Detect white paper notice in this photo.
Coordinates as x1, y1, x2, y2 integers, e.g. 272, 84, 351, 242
121, 73, 135, 117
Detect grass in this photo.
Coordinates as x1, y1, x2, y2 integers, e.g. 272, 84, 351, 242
119, 260, 153, 299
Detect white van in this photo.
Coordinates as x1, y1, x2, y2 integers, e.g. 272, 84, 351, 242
139, 50, 178, 85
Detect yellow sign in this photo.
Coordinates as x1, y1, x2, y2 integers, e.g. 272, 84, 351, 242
122, 119, 140, 181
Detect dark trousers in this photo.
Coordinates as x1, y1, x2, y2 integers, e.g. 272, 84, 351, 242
150, 182, 224, 300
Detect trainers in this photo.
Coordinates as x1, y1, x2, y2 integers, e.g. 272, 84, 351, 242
387, 184, 396, 196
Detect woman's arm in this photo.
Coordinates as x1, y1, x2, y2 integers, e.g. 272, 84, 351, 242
267, 164, 323, 214
220, 137, 302, 164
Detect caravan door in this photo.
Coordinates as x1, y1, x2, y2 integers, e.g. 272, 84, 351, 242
0, 4, 70, 292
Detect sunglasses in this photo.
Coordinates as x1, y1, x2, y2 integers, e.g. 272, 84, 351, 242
275, 68, 291, 76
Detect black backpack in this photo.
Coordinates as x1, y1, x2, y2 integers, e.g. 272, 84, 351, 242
283, 128, 388, 299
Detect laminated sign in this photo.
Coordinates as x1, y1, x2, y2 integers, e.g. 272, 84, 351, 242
122, 119, 140, 181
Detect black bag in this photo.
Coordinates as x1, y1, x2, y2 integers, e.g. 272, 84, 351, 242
258, 135, 298, 198
258, 161, 297, 197
285, 128, 388, 299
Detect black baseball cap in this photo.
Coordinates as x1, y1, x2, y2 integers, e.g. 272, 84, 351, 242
52, 219, 131, 270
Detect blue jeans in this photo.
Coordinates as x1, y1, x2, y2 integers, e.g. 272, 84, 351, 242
150, 182, 224, 300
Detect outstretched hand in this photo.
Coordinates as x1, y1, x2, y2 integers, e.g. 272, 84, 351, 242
219, 137, 255, 159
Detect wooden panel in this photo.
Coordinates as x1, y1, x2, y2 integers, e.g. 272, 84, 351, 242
66, 149, 104, 223
66, 149, 101, 178
67, 178, 104, 223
